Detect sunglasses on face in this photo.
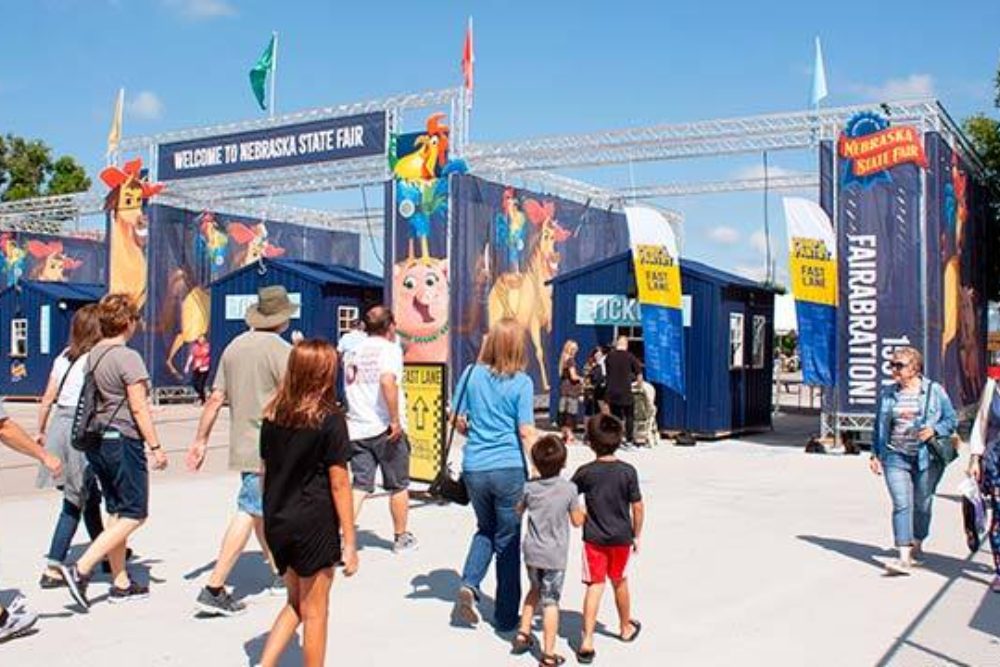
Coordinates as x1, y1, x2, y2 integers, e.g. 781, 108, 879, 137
889, 361, 910, 371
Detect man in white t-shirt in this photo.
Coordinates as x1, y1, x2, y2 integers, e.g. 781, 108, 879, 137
344, 305, 416, 553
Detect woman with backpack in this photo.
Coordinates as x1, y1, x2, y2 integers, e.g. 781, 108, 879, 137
59, 293, 168, 611
869, 346, 957, 576
35, 304, 107, 588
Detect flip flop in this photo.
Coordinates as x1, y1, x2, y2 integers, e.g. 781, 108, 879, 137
575, 648, 596, 664
620, 619, 642, 643
539, 654, 566, 666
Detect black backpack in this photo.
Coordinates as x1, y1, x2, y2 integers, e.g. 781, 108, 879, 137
70, 346, 127, 452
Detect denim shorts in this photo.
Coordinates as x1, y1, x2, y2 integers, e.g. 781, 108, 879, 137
350, 432, 411, 493
85, 432, 149, 520
527, 567, 565, 607
237, 472, 264, 516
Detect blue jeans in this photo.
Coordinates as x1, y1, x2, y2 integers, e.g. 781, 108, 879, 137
461, 467, 526, 631
47, 475, 104, 566
883, 449, 937, 547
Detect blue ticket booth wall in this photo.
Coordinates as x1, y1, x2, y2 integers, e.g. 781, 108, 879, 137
0, 281, 105, 397
208, 259, 383, 369
549, 252, 777, 438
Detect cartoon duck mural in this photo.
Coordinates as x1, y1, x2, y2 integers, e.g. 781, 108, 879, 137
0, 234, 27, 287
389, 113, 467, 363
487, 198, 572, 391
229, 222, 285, 267
100, 157, 164, 309
495, 188, 528, 272
26, 240, 83, 282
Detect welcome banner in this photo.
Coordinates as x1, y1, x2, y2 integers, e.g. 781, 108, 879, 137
782, 197, 836, 386
624, 206, 684, 396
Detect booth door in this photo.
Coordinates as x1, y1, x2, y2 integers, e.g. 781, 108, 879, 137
727, 308, 748, 431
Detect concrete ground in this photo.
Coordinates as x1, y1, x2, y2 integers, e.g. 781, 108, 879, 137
1, 405, 998, 666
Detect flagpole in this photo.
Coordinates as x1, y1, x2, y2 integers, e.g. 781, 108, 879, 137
270, 31, 278, 119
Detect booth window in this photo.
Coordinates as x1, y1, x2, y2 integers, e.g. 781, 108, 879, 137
728, 313, 745, 369
751, 315, 767, 369
11, 318, 28, 358
338, 305, 359, 340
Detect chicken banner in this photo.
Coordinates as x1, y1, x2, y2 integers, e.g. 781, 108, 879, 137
782, 197, 836, 386
624, 206, 684, 396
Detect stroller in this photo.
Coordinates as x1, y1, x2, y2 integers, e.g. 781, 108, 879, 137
632, 381, 661, 447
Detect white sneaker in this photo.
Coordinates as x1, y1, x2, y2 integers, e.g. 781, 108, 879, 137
884, 558, 914, 576
0, 596, 38, 643
393, 532, 419, 554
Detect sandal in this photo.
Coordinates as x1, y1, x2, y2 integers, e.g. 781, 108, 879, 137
620, 619, 642, 643
575, 648, 596, 664
511, 631, 536, 655
39, 571, 65, 589
540, 654, 566, 666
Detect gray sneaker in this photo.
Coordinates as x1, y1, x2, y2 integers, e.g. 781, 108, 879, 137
58, 563, 90, 611
0, 596, 38, 643
195, 587, 246, 617
393, 532, 419, 554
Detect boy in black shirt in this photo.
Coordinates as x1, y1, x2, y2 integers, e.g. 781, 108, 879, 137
571, 414, 644, 664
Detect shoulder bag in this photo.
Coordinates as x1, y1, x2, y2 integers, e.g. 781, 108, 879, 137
922, 381, 958, 467
429, 365, 475, 505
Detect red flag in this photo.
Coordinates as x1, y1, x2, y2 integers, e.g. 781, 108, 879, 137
461, 17, 474, 108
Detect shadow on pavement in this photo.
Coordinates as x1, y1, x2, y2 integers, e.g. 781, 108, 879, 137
406, 569, 498, 629
244, 631, 303, 666
357, 529, 394, 552
798, 535, 993, 579
184, 552, 275, 599
969, 587, 1000, 639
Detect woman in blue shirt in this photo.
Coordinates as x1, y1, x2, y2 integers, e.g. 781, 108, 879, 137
451, 318, 537, 631
870, 346, 956, 575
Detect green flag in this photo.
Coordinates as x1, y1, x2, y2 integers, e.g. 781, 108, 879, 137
249, 35, 275, 111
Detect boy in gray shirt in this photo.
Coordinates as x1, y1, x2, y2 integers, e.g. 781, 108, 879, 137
512, 435, 586, 666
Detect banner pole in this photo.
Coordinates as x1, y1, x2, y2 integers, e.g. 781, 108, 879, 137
270, 31, 278, 120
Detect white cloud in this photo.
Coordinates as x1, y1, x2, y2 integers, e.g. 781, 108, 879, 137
734, 264, 769, 282
853, 74, 935, 101
708, 226, 741, 245
128, 91, 164, 120
162, 0, 237, 19
734, 164, 799, 181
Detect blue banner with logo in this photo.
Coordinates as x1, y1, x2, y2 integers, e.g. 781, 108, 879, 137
835, 112, 925, 413
157, 111, 386, 180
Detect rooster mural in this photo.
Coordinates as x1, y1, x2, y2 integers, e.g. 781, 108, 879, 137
198, 211, 229, 270
1, 234, 27, 287
26, 240, 83, 282
101, 157, 164, 309
391, 112, 451, 182
495, 188, 528, 272
389, 113, 467, 363
229, 222, 285, 268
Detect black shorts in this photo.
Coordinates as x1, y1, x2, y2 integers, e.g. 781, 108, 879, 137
86, 432, 149, 520
350, 431, 411, 493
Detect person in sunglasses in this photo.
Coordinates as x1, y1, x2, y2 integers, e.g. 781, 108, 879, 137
870, 347, 957, 575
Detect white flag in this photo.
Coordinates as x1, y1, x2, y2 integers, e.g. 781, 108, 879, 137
811, 37, 828, 107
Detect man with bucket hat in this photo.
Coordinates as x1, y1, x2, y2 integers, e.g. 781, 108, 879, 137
185, 285, 296, 617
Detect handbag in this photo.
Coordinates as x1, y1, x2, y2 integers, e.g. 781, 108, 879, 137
429, 365, 475, 505
921, 381, 958, 467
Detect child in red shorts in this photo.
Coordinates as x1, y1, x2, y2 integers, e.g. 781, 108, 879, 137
571, 414, 645, 664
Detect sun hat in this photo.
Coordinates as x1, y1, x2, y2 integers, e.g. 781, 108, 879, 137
244, 285, 299, 329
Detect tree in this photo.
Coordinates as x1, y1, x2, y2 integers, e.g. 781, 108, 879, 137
0, 133, 91, 202
963, 59, 1000, 301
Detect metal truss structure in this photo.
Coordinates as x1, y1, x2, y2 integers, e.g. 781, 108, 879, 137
621, 173, 819, 199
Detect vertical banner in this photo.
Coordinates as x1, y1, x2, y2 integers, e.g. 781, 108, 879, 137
835, 112, 926, 412
782, 198, 837, 386
624, 206, 685, 396
402, 363, 447, 483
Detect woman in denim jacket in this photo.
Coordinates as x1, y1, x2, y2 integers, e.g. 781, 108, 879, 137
870, 347, 957, 575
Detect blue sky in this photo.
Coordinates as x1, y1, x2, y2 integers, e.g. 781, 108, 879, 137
1, 0, 998, 278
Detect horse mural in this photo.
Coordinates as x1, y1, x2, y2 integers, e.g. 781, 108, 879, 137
100, 158, 164, 309
487, 199, 571, 391
158, 265, 210, 380
26, 240, 83, 281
